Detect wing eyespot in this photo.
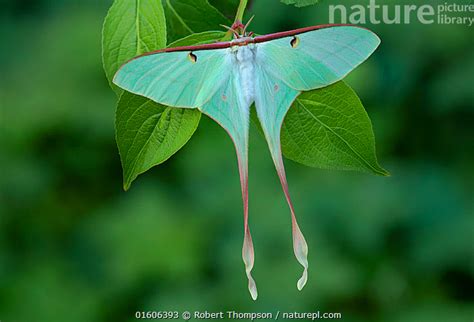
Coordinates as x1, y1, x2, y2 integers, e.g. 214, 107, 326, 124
290, 36, 300, 48
188, 52, 197, 63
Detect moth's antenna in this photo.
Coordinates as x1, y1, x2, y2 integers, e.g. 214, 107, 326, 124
243, 15, 255, 34
220, 24, 239, 38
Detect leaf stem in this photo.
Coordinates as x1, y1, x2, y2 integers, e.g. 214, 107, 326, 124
234, 0, 248, 23
222, 0, 248, 40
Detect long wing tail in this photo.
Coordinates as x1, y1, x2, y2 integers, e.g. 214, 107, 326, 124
254, 68, 309, 290
272, 145, 309, 290
237, 152, 258, 300
200, 71, 257, 300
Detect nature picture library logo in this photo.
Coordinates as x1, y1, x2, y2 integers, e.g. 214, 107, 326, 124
329, 0, 474, 26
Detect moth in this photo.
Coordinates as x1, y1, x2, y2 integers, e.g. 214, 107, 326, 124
113, 19, 381, 300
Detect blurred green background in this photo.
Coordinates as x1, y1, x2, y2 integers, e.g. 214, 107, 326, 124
1, 0, 473, 321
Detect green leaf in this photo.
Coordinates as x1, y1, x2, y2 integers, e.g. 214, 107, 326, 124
208, 0, 239, 19
102, 0, 166, 96
281, 0, 322, 7
281, 82, 389, 176
162, 0, 229, 42
169, 31, 225, 47
115, 32, 225, 190
116, 93, 201, 190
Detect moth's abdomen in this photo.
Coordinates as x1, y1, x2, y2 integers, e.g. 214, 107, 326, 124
236, 46, 256, 107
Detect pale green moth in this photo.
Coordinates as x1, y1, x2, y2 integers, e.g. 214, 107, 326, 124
113, 20, 381, 300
